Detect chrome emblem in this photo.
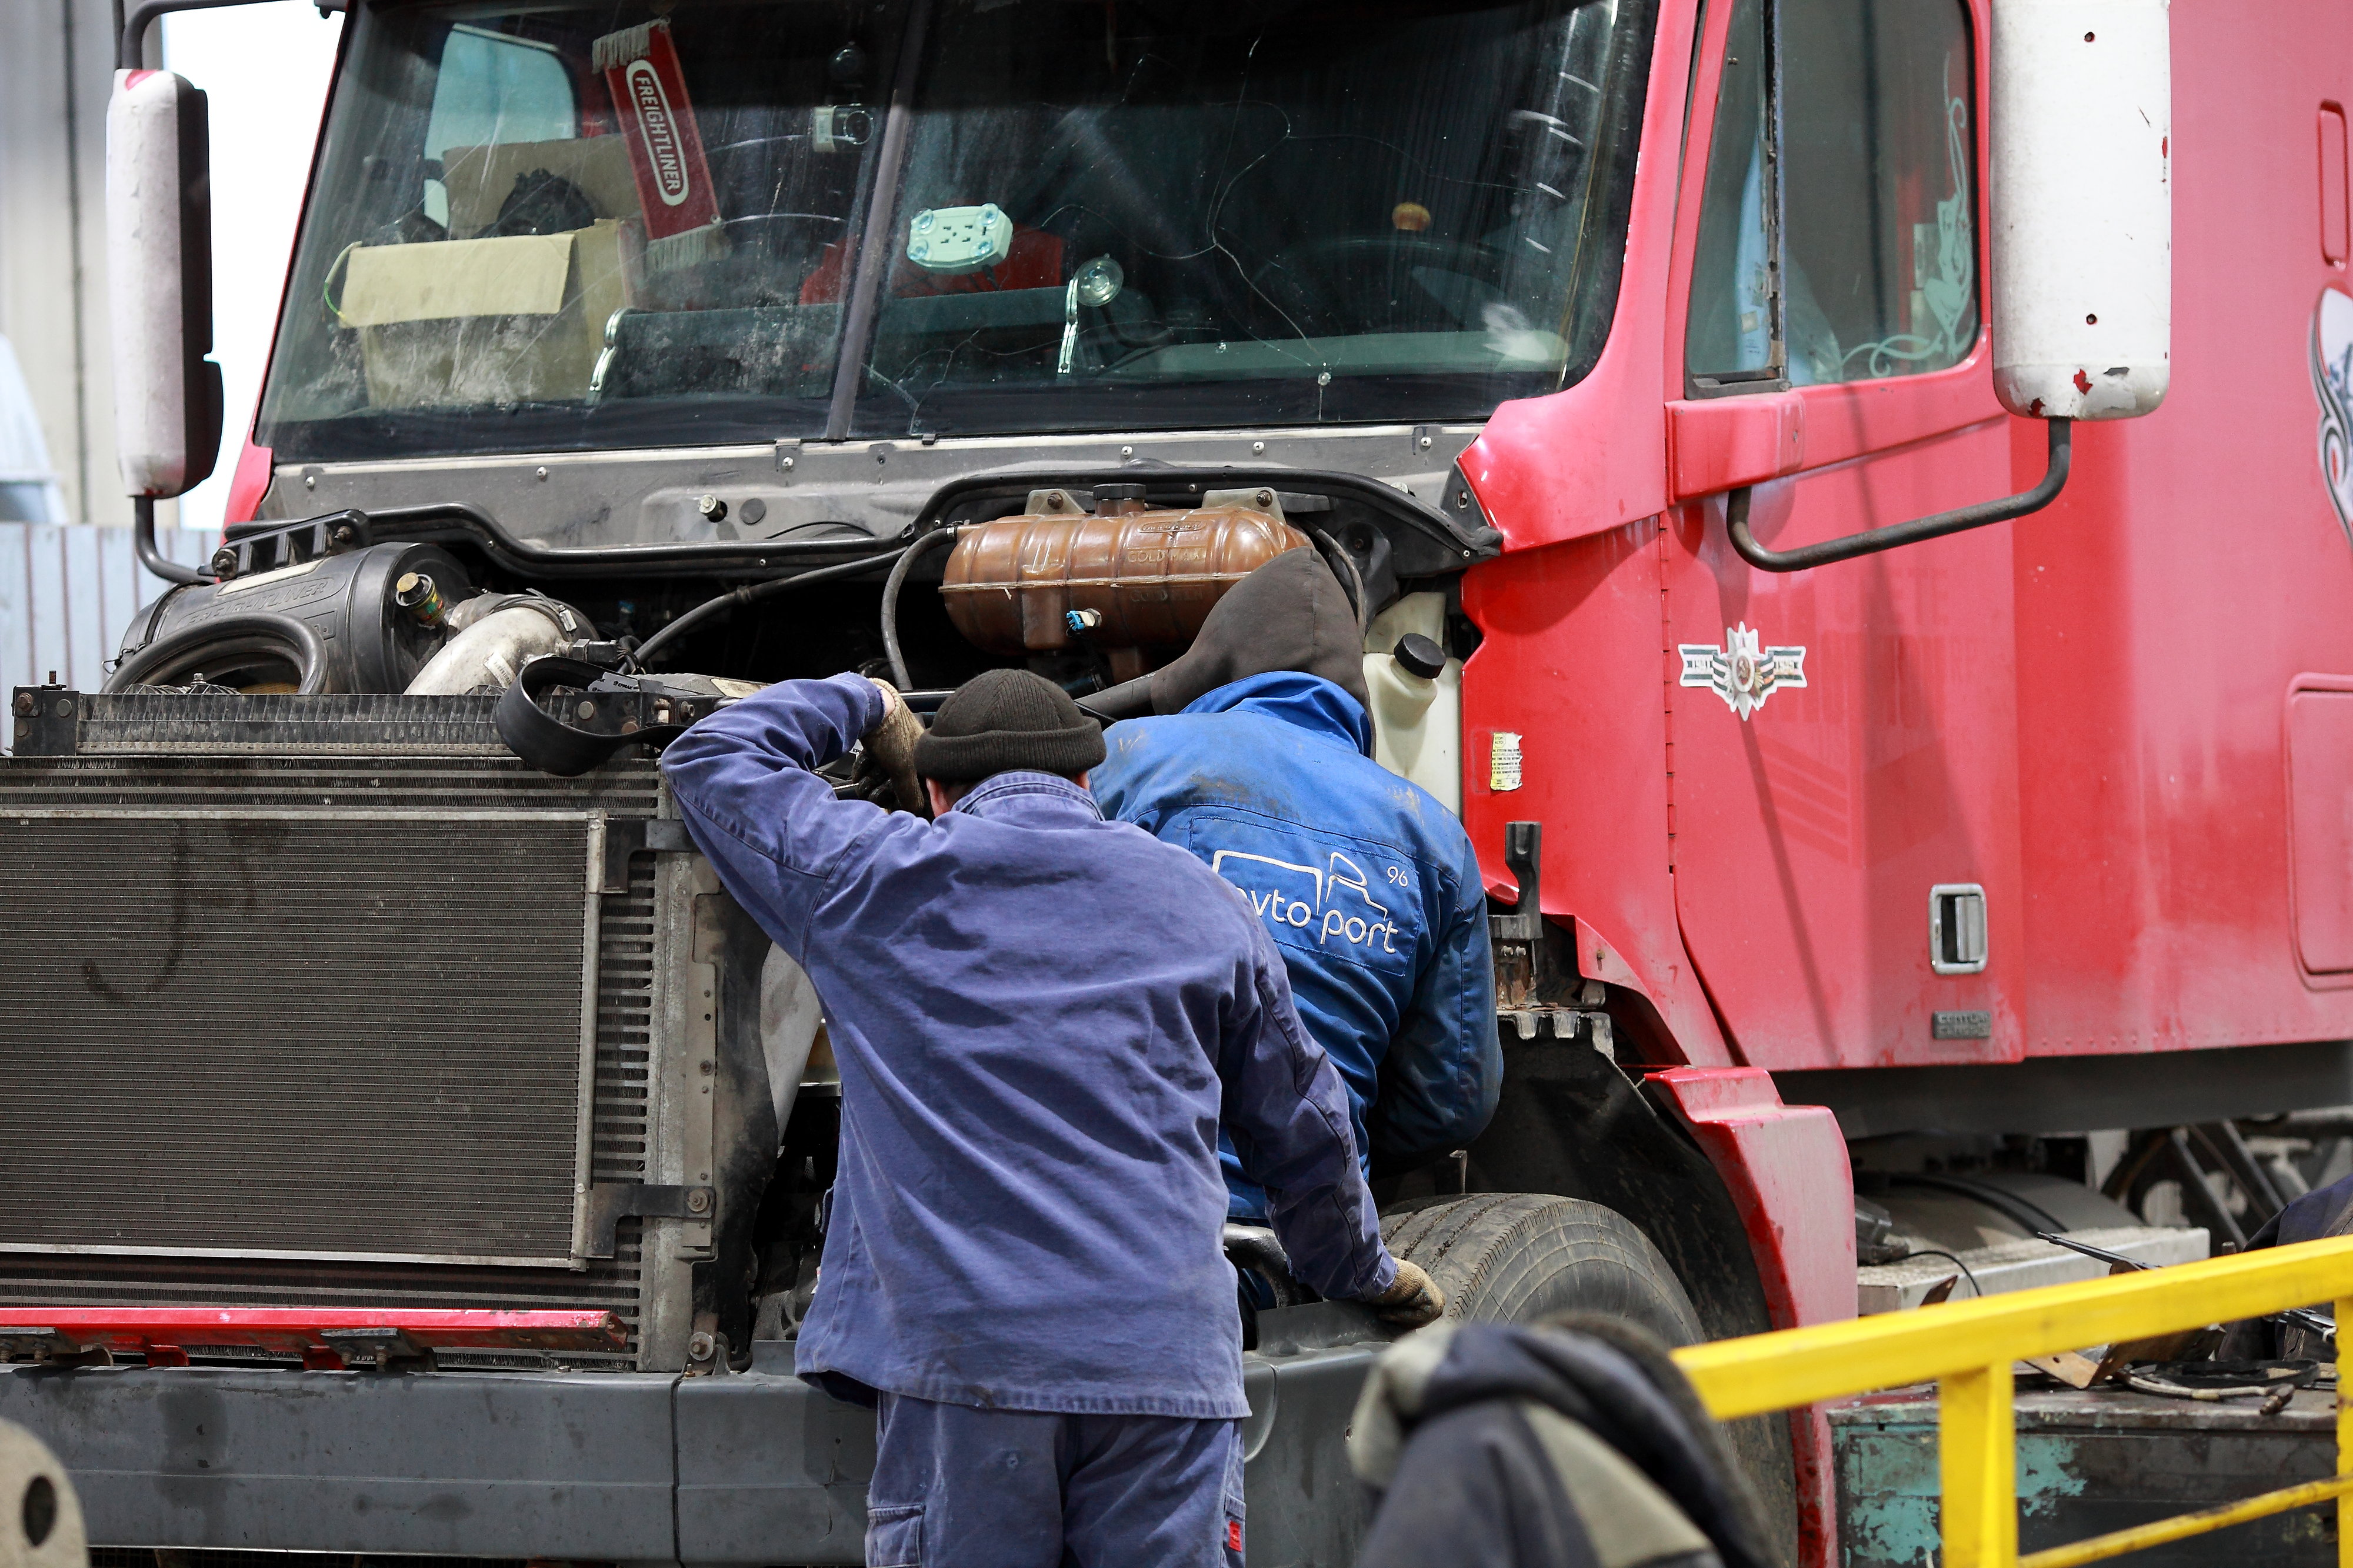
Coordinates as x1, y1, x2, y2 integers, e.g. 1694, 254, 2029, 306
1679, 623, 1807, 720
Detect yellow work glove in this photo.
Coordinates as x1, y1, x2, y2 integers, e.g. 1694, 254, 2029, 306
1367, 1258, 1446, 1327
861, 678, 927, 816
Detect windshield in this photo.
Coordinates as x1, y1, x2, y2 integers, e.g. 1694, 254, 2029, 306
258, 0, 1652, 462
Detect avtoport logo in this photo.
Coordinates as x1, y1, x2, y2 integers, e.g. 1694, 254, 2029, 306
626, 59, 691, 206
1211, 848, 1411, 958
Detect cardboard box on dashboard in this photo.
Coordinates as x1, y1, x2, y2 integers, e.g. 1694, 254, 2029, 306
338, 217, 636, 408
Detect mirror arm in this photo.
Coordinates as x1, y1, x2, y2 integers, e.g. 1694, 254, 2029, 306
134, 496, 211, 586
116, 0, 279, 70
1727, 417, 2072, 574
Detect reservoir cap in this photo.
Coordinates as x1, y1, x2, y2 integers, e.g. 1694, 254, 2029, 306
1392, 633, 1446, 680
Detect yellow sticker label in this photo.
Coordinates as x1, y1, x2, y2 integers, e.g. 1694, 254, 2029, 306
1490, 731, 1523, 792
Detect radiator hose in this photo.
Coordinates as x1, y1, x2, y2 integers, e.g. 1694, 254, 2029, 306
104, 612, 332, 695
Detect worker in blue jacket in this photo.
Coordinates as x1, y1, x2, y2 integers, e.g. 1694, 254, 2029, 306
1091, 550, 1501, 1222
661, 667, 1441, 1568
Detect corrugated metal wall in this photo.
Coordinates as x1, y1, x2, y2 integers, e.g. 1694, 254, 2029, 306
0, 523, 217, 703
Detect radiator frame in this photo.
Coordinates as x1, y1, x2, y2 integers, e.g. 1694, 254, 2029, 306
0, 734, 742, 1373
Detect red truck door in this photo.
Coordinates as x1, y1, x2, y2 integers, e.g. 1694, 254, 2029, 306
1659, 0, 2021, 1070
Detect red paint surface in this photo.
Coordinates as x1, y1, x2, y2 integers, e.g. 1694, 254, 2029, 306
1444, 10, 2353, 1555
1647, 1067, 1853, 1568
223, 439, 272, 527
6, 1307, 626, 1367
1463, 0, 2353, 1075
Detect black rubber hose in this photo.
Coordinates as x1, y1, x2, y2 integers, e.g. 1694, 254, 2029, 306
1313, 529, 1367, 634
105, 612, 331, 695
881, 529, 960, 690
630, 545, 912, 672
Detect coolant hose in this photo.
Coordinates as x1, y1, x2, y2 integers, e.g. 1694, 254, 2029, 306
1313, 529, 1367, 635
881, 528, 960, 690
629, 546, 912, 673
105, 612, 331, 695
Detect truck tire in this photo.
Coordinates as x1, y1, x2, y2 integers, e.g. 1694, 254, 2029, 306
1382, 1192, 1705, 1343
1382, 1192, 1797, 1568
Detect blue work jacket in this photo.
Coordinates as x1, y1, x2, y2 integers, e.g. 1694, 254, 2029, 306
1091, 672, 1500, 1216
660, 675, 1394, 1419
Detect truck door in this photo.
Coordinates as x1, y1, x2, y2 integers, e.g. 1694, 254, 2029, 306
1661, 0, 2021, 1069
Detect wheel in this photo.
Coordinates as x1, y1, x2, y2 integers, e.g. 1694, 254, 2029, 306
1382, 1193, 1795, 1567
1383, 1192, 1705, 1342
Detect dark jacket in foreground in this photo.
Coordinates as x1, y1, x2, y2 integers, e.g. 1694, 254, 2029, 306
660, 674, 1394, 1419
1348, 1317, 1778, 1568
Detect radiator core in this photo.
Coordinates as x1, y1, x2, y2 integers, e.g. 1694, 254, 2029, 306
0, 809, 602, 1267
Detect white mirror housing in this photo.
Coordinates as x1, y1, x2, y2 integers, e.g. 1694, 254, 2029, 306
107, 68, 222, 499
1990, 0, 2171, 421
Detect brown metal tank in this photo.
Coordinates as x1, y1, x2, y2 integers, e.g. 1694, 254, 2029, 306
939, 488, 1312, 654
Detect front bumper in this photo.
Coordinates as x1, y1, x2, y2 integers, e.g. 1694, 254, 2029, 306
0, 1308, 1381, 1567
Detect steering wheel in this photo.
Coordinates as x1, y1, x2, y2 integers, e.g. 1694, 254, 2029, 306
1249, 235, 1508, 338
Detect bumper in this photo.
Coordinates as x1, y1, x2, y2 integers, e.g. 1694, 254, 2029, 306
0, 1309, 1381, 1567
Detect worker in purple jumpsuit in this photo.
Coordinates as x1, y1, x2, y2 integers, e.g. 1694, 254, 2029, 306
661, 668, 1442, 1568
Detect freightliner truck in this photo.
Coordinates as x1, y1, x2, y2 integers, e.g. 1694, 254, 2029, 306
6, 0, 2337, 1563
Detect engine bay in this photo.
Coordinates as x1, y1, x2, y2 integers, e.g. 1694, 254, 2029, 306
104, 467, 1492, 802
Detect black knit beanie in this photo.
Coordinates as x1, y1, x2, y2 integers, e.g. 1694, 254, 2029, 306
912, 668, 1107, 783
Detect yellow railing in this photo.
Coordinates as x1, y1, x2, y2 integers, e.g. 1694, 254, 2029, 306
1665, 1233, 2353, 1568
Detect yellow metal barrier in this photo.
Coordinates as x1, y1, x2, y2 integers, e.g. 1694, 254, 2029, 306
1664, 1233, 2353, 1568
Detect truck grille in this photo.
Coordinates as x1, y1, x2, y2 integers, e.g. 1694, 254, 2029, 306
0, 752, 664, 1366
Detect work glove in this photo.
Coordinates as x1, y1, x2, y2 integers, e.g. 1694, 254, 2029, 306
860, 677, 927, 816
1365, 1258, 1445, 1328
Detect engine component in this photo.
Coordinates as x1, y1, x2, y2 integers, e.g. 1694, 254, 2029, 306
0, 730, 777, 1372
1362, 593, 1462, 815
939, 487, 1311, 656
111, 540, 471, 694
105, 612, 332, 696
394, 570, 448, 626
404, 593, 590, 696
496, 656, 761, 777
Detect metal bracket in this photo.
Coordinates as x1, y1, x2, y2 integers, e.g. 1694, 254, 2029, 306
600, 817, 696, 891
1489, 821, 1544, 942
9, 688, 82, 758
319, 1326, 436, 1372
581, 1183, 714, 1259
0, 1327, 109, 1366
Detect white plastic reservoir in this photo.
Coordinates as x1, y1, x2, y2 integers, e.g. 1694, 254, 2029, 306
1363, 592, 1462, 816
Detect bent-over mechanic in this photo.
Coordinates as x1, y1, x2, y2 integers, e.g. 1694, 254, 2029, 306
1091, 551, 1501, 1220
661, 668, 1441, 1568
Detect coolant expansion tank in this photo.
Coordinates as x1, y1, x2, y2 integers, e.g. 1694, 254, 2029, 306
940, 486, 1311, 653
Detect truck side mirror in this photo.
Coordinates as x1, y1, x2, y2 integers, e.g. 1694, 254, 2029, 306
1990, 0, 2171, 421
107, 68, 223, 502
1728, 0, 2171, 573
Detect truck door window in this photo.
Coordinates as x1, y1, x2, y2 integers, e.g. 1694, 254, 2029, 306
1685, 0, 1977, 393
1684, 0, 1775, 387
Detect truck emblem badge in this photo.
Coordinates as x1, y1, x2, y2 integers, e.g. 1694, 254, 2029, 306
2311, 287, 2353, 552
1679, 624, 1807, 719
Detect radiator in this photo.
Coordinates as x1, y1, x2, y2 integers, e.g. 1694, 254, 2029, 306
0, 701, 728, 1370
